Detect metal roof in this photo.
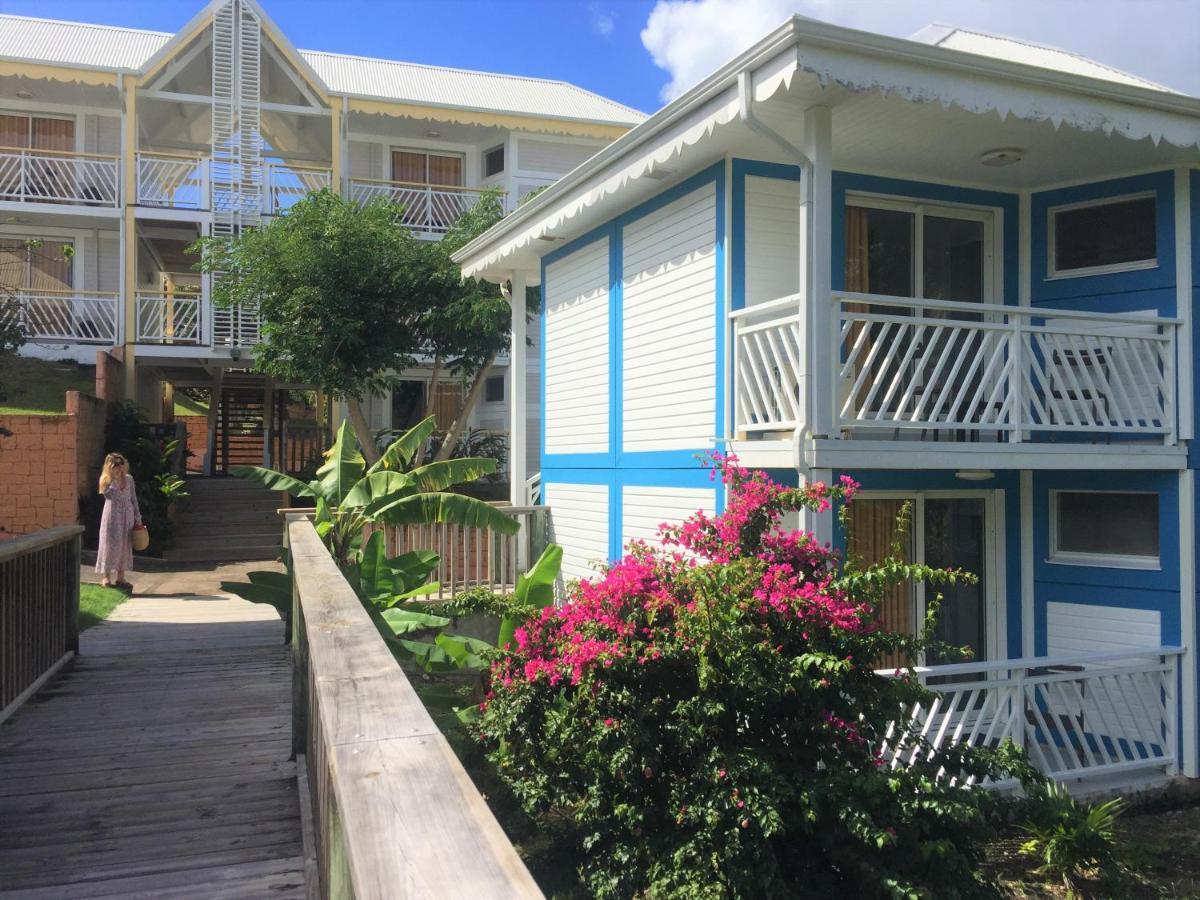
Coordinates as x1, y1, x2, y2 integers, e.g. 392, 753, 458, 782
0, 13, 646, 125
909, 23, 1178, 94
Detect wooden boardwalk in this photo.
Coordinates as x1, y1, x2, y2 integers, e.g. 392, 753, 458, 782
0, 587, 306, 898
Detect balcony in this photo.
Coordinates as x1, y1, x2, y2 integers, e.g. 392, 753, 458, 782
0, 147, 119, 208
2, 290, 119, 344
136, 152, 209, 210
347, 178, 496, 234
731, 292, 1179, 446
135, 291, 202, 345
263, 161, 331, 215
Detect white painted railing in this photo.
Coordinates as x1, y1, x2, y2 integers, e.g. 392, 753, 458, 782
263, 160, 330, 214
833, 293, 1177, 442
730, 292, 1179, 442
0, 147, 120, 207
348, 178, 495, 233
135, 292, 202, 344
136, 152, 209, 209
2, 290, 118, 343
730, 295, 804, 432
879, 647, 1183, 787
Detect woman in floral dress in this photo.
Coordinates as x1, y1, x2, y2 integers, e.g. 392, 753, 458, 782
95, 452, 141, 590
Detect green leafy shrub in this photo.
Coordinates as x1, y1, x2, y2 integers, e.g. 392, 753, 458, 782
476, 455, 1030, 899
1019, 782, 1126, 895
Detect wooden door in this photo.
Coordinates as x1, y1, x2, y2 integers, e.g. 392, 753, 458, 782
848, 498, 915, 669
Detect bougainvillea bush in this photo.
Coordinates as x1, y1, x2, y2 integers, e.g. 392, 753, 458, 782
476, 457, 1031, 899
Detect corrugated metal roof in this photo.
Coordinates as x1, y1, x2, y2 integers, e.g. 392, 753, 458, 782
910, 23, 1176, 93
301, 50, 644, 125
0, 13, 645, 125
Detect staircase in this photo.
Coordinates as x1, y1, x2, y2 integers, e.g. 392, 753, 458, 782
215, 376, 267, 473
165, 477, 283, 563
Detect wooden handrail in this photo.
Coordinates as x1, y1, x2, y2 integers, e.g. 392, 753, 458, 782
287, 515, 543, 899
15, 288, 120, 299
136, 149, 208, 161
349, 176, 506, 194
0, 145, 120, 161
265, 160, 332, 174
0, 525, 83, 564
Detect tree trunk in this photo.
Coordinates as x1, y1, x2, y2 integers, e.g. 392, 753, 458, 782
423, 355, 442, 422
345, 396, 382, 465
433, 354, 495, 462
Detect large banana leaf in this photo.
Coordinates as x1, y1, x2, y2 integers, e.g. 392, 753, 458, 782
342, 470, 415, 510
368, 416, 437, 474
380, 608, 451, 636
357, 530, 389, 602
407, 458, 497, 493
230, 465, 317, 499
386, 549, 440, 588
315, 420, 365, 504
435, 633, 491, 670
498, 543, 563, 649
365, 492, 520, 535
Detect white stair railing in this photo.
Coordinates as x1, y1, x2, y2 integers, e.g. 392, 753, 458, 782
3, 290, 119, 344
878, 647, 1183, 787
0, 147, 119, 207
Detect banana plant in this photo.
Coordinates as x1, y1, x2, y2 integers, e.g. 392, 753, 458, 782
232, 416, 519, 567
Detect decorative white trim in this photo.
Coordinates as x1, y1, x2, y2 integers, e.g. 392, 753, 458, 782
806, 438, 1187, 472
1046, 190, 1158, 279
1047, 488, 1161, 570
1020, 469, 1034, 657
1179, 469, 1198, 777
1175, 168, 1194, 441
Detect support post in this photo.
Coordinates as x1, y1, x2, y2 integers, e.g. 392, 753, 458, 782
802, 106, 833, 441
121, 74, 138, 402
509, 271, 528, 510
330, 98, 344, 197
1179, 468, 1197, 776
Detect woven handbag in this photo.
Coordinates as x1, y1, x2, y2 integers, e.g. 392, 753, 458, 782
131, 524, 149, 552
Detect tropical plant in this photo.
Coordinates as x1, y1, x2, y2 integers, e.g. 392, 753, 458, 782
232, 416, 519, 567
1019, 781, 1127, 896
475, 455, 1035, 899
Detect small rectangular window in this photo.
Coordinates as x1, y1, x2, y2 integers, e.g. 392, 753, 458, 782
483, 145, 505, 178
484, 375, 504, 403
1050, 194, 1156, 277
1051, 491, 1159, 568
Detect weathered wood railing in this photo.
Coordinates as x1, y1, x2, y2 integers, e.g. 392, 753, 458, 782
0, 526, 82, 724
878, 647, 1183, 788
383, 506, 550, 600
286, 514, 543, 899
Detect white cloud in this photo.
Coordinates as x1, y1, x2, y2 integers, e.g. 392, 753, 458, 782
589, 2, 615, 38
641, 0, 796, 101
640, 0, 1200, 106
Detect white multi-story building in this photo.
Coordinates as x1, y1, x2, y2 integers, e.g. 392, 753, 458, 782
0, 0, 642, 475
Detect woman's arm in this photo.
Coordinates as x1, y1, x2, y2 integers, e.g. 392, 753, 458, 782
128, 475, 142, 525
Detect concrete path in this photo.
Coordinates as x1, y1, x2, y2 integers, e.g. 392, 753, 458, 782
0, 566, 305, 898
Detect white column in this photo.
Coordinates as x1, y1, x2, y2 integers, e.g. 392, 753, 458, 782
1174, 167, 1193, 441
1020, 469, 1035, 657
1179, 468, 1197, 777
803, 105, 833, 440
509, 270, 528, 507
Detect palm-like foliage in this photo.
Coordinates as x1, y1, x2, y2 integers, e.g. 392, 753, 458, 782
233, 416, 518, 566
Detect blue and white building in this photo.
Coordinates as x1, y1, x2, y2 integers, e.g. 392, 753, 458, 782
456, 19, 1200, 793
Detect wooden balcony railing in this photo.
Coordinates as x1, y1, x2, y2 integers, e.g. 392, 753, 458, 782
348, 178, 498, 234
0, 527, 82, 724
731, 292, 1179, 444
286, 514, 543, 898
0, 146, 120, 207
135, 291, 203, 345
2, 289, 119, 344
877, 647, 1183, 787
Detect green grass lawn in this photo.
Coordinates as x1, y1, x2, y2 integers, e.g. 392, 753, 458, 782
79, 583, 128, 631
174, 391, 209, 417
0, 357, 95, 415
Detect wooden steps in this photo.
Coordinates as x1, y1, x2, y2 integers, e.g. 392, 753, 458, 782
164, 478, 283, 563
0, 591, 305, 898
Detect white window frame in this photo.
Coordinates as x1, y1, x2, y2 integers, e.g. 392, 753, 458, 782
482, 144, 505, 179
484, 374, 505, 404
1048, 489, 1160, 570
389, 147, 466, 187
844, 192, 1001, 305
1046, 191, 1158, 280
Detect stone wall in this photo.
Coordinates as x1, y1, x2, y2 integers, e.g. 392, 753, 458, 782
178, 415, 209, 473
0, 391, 107, 538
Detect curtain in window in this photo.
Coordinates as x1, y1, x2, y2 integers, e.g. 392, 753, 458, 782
392, 151, 426, 184
848, 498, 915, 669
427, 153, 462, 187
28, 240, 73, 291
0, 240, 25, 292
31, 117, 74, 152
844, 205, 870, 293
0, 115, 28, 149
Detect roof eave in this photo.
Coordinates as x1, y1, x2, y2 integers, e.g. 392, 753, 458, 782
338, 89, 644, 129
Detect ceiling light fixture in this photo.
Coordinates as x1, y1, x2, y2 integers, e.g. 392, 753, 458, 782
979, 148, 1024, 167
425, 129, 440, 138
15, 89, 32, 100
955, 469, 996, 482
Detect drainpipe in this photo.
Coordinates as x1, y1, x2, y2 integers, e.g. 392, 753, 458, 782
735, 71, 815, 476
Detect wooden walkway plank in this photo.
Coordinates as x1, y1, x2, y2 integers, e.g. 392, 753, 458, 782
0, 589, 306, 898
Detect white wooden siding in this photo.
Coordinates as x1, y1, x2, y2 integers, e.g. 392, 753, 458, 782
545, 482, 609, 583
544, 238, 610, 455
622, 186, 717, 452
350, 141, 382, 179
621, 485, 715, 549
1045, 601, 1163, 750
744, 175, 799, 307
517, 138, 602, 175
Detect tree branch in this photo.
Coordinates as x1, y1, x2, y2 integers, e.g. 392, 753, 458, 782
433, 354, 495, 462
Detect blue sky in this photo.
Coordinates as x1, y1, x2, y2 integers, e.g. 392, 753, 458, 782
2, 0, 1197, 112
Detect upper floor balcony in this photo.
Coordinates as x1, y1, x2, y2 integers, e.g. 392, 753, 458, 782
0, 147, 120, 209
731, 291, 1180, 453
2, 289, 119, 344
347, 178, 501, 235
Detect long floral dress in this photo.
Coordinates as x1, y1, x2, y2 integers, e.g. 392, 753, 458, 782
95, 474, 141, 575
